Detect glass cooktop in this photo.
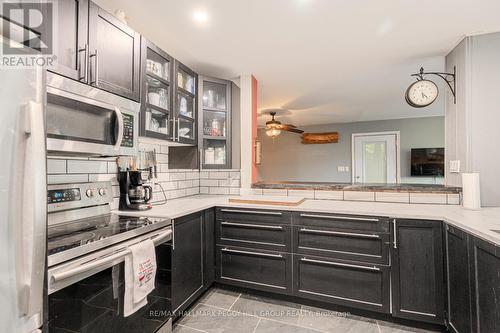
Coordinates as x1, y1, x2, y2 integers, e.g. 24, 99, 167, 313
47, 214, 171, 265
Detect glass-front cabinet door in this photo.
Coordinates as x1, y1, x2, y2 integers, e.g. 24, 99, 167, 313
140, 38, 173, 140
199, 76, 232, 169
174, 61, 197, 145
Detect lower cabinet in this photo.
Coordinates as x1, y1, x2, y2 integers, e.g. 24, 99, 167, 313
172, 212, 204, 314
203, 209, 216, 290
293, 254, 390, 313
216, 245, 292, 294
446, 225, 472, 333
391, 219, 445, 324
469, 236, 500, 333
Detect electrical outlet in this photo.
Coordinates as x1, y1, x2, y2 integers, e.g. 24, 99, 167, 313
450, 160, 460, 173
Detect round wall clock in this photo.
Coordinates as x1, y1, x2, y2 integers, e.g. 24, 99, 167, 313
405, 79, 439, 108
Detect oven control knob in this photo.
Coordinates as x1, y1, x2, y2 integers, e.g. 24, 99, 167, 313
98, 188, 106, 196
85, 189, 94, 198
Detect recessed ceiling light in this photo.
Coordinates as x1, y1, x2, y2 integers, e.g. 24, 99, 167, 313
193, 10, 208, 24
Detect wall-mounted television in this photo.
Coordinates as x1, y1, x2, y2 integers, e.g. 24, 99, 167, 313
411, 148, 445, 176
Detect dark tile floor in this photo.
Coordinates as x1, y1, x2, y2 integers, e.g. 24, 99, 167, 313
174, 288, 441, 333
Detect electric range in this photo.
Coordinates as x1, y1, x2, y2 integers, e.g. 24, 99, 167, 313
46, 181, 173, 333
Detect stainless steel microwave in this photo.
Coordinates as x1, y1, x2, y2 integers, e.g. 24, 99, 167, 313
46, 73, 139, 156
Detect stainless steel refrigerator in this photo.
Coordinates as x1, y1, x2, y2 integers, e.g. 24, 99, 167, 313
0, 36, 47, 333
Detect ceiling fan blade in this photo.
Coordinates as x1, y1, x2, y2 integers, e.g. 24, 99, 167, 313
282, 126, 304, 134
283, 124, 297, 128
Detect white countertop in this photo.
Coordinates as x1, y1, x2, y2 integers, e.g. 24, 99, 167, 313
114, 195, 500, 246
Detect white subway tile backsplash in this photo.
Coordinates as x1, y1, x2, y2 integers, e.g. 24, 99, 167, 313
210, 187, 230, 195
343, 191, 375, 202
67, 160, 109, 174
314, 190, 343, 200
229, 188, 240, 195
262, 189, 288, 196
409, 193, 447, 204
209, 171, 229, 179
47, 159, 67, 174
447, 193, 461, 205
375, 192, 410, 203
48, 142, 240, 201
89, 174, 117, 182
201, 179, 218, 187
229, 171, 241, 179
288, 190, 314, 199
48, 174, 88, 184
169, 172, 186, 181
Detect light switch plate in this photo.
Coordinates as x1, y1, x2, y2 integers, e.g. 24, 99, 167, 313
449, 160, 460, 173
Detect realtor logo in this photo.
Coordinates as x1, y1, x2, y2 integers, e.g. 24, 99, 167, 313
2, 2, 53, 54
1, 1, 56, 67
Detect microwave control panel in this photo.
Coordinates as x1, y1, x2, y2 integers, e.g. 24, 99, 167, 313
121, 114, 134, 148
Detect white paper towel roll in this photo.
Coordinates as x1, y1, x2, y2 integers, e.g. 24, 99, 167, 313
462, 173, 481, 210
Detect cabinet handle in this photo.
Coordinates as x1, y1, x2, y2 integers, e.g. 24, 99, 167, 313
221, 248, 283, 259
89, 49, 99, 86
78, 44, 88, 82
176, 117, 180, 141
172, 220, 175, 250
220, 209, 283, 216
299, 213, 379, 222
392, 219, 397, 249
299, 228, 380, 239
300, 257, 380, 271
221, 221, 283, 230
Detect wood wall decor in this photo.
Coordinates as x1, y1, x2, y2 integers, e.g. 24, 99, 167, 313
302, 132, 339, 144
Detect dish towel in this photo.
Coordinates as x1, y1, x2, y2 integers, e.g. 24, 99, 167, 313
124, 239, 157, 317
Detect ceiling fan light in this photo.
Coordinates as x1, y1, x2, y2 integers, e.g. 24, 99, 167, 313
266, 128, 281, 137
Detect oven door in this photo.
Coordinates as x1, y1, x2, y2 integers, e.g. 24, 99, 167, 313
46, 228, 172, 333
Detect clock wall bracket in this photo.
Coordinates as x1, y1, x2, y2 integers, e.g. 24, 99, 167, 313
411, 66, 456, 104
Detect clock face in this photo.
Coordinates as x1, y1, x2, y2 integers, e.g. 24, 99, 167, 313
405, 79, 439, 107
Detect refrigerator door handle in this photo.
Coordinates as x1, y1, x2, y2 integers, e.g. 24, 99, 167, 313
15, 101, 46, 318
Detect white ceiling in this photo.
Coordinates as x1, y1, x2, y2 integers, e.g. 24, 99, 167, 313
96, 0, 500, 126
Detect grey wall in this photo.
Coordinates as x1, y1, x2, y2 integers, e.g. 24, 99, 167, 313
446, 32, 500, 206
257, 116, 444, 183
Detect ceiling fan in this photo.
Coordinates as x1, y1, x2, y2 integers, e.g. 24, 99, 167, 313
265, 111, 304, 137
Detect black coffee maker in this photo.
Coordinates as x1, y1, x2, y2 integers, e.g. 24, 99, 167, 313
118, 171, 153, 211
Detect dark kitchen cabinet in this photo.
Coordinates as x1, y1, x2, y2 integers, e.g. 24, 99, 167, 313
140, 37, 174, 140
203, 209, 216, 291
445, 225, 472, 333
216, 245, 292, 295
469, 236, 500, 333
293, 254, 390, 313
391, 219, 445, 324
88, 2, 141, 101
173, 61, 197, 145
172, 212, 204, 314
50, 0, 89, 81
292, 225, 390, 265
199, 76, 233, 169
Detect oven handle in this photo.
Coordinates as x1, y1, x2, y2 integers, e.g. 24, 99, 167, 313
113, 106, 124, 149
51, 228, 172, 283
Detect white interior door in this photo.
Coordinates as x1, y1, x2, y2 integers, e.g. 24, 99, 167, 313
353, 133, 399, 184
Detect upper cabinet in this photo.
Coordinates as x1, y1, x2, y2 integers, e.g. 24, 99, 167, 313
199, 76, 232, 169
50, 0, 88, 81
174, 61, 198, 145
88, 2, 141, 101
50, 1, 141, 101
140, 37, 174, 140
